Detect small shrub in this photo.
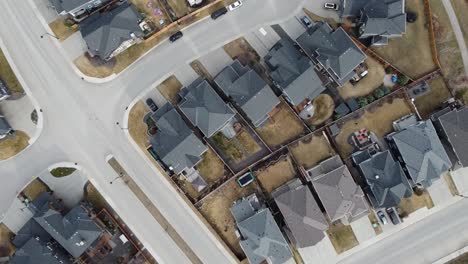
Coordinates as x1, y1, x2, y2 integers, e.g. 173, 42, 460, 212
382, 86, 391, 95
374, 87, 385, 98
367, 95, 376, 103
50, 167, 76, 177
397, 74, 410, 86
357, 97, 369, 108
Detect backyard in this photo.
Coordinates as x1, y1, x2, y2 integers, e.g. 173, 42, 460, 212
255, 102, 306, 149
414, 77, 451, 119
334, 96, 413, 158
254, 155, 298, 193
326, 221, 359, 254
129, 0, 171, 30
212, 129, 261, 163
195, 148, 227, 184
0, 131, 29, 161
307, 94, 335, 126
289, 133, 335, 169
0, 48, 23, 94
156, 75, 183, 104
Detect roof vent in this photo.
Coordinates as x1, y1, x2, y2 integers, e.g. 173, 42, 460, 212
375, 175, 380, 179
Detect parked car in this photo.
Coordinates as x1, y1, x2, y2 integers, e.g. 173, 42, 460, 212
146, 98, 158, 112
169, 31, 183, 42
211, 7, 228, 19
228, 0, 242, 11
237, 172, 254, 187
386, 207, 401, 225
377, 210, 388, 225
324, 3, 339, 10
300, 16, 312, 27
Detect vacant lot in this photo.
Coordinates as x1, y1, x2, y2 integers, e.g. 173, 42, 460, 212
308, 94, 335, 126
195, 148, 227, 184
289, 133, 335, 169
334, 97, 412, 158
256, 102, 305, 149
326, 222, 359, 254
129, 101, 150, 150
414, 77, 451, 119
157, 75, 183, 104
48, 19, 78, 41
372, 0, 437, 79
255, 156, 298, 193
397, 190, 434, 217
22, 178, 49, 201
0, 131, 29, 160
0, 224, 14, 257
339, 57, 386, 100
450, 0, 468, 45
198, 178, 260, 260
0, 48, 23, 94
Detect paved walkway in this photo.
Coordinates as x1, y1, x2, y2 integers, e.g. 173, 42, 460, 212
39, 169, 87, 208
199, 48, 233, 77
442, 0, 468, 76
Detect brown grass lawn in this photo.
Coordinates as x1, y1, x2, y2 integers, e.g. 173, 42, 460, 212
156, 75, 183, 104
223, 37, 259, 65
85, 183, 108, 212
0, 131, 29, 161
256, 102, 305, 149
0, 49, 23, 94
397, 190, 434, 217
450, 0, 468, 46
339, 57, 386, 100
129, 101, 150, 150
372, 0, 437, 79
22, 178, 49, 201
0, 224, 15, 257
308, 94, 335, 125
447, 251, 468, 264
444, 172, 459, 196
198, 178, 260, 260
212, 132, 245, 162
167, 0, 190, 18
48, 19, 78, 41
195, 148, 226, 184
368, 212, 383, 235
335, 97, 413, 158
255, 156, 298, 193
414, 77, 451, 119
74, 55, 114, 78
289, 133, 335, 169
237, 131, 261, 155
326, 222, 359, 254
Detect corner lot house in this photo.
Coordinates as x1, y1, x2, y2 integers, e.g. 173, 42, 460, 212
49, 0, 113, 21
340, 0, 406, 46
80, 2, 145, 60
272, 179, 328, 248
386, 118, 452, 187
214, 60, 280, 128
0, 114, 14, 139
231, 194, 292, 264
264, 38, 326, 108
307, 155, 369, 224
353, 149, 412, 209
296, 21, 366, 86
179, 78, 235, 138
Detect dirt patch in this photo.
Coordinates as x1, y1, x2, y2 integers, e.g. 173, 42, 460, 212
198, 178, 260, 260
372, 0, 437, 79
0, 224, 15, 257
339, 57, 386, 100
256, 102, 305, 149
308, 94, 335, 125
289, 134, 335, 169
129, 0, 171, 30
156, 75, 183, 104
397, 190, 434, 217
22, 178, 49, 201
0, 48, 23, 94
0, 131, 29, 161
414, 77, 451, 119
326, 221, 358, 254
255, 156, 298, 193
48, 19, 78, 41
223, 37, 260, 66
129, 101, 150, 150
196, 148, 226, 184
334, 97, 413, 158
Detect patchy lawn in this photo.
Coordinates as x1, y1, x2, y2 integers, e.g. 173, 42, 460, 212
0, 131, 29, 161
372, 0, 437, 79
414, 77, 451, 119
48, 19, 78, 41
50, 167, 76, 177
256, 102, 305, 149
450, 0, 468, 45
0, 48, 23, 94
129, 0, 171, 29
397, 190, 434, 218
237, 130, 261, 154
223, 37, 260, 66
447, 251, 468, 264
167, 0, 190, 18
0, 224, 15, 257
156, 75, 183, 104
254, 156, 298, 193
289, 133, 335, 169
129, 101, 150, 150
85, 182, 109, 212
195, 148, 227, 184
334, 97, 413, 158
326, 222, 359, 254
339, 57, 386, 100
212, 129, 261, 163
22, 178, 49, 201
368, 212, 383, 235
444, 172, 459, 196
198, 178, 260, 260
308, 94, 335, 126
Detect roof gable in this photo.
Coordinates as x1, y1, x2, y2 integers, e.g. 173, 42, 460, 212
438, 107, 468, 167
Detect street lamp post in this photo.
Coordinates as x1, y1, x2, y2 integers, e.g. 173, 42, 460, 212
110, 172, 125, 184
116, 122, 128, 130
40, 33, 59, 40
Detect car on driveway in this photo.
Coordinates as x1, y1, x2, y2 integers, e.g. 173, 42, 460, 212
300, 16, 312, 27
324, 3, 339, 10
377, 210, 388, 225
386, 207, 401, 225
146, 98, 158, 112
228, 0, 242, 11
169, 31, 183, 42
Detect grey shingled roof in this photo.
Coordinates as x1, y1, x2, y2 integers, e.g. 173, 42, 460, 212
357, 150, 412, 208
388, 120, 452, 187
150, 104, 207, 174
309, 155, 369, 223
49, 0, 90, 13
274, 182, 328, 248
358, 0, 406, 40
437, 107, 468, 167
0, 115, 13, 136
179, 78, 235, 138
80, 3, 144, 59
10, 238, 64, 264
264, 39, 326, 106
296, 22, 366, 86
214, 60, 279, 127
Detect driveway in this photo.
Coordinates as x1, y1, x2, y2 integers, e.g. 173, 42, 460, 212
1, 198, 33, 233
428, 177, 453, 206
0, 96, 37, 139
451, 167, 468, 195
198, 48, 233, 77
244, 26, 280, 57
39, 169, 88, 208
351, 215, 376, 243
61, 31, 87, 61
174, 64, 199, 87
298, 235, 338, 264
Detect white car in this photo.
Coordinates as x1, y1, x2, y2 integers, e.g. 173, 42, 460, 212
228, 0, 242, 11
324, 3, 339, 10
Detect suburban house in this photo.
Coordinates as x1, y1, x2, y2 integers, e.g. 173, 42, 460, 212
307, 155, 369, 225
11, 193, 103, 263
264, 38, 327, 108
0, 114, 14, 139
214, 60, 280, 128
386, 116, 452, 188
296, 21, 367, 86
0, 79, 11, 101
272, 179, 328, 248
231, 193, 292, 264
432, 106, 468, 168
353, 149, 413, 209
49, 0, 114, 22
340, 0, 406, 46
80, 2, 146, 61
178, 78, 236, 138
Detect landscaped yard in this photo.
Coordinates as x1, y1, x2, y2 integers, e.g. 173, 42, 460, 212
289, 133, 335, 169
0, 224, 15, 258
334, 96, 413, 158
307, 94, 335, 126
22, 178, 49, 201
339, 57, 386, 100
195, 148, 227, 184
326, 221, 359, 254
0, 131, 29, 161
156, 75, 183, 104
255, 102, 305, 149
372, 0, 437, 79
0, 48, 23, 94
212, 130, 261, 163
129, 100, 150, 150
50, 167, 76, 177
198, 178, 260, 260
48, 19, 78, 41
397, 190, 434, 218
254, 155, 298, 193
414, 77, 451, 119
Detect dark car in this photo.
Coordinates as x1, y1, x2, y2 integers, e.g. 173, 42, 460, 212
211, 7, 228, 20
146, 98, 158, 112
169, 31, 183, 42
386, 207, 401, 225
301, 16, 312, 27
